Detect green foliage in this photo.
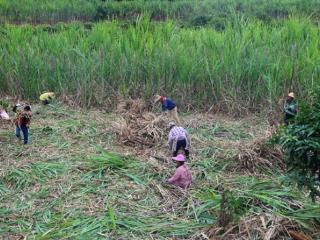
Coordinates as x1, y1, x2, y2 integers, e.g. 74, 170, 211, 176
1, 162, 67, 190
0, 0, 319, 24
0, 99, 9, 110
107, 205, 117, 230
0, 17, 319, 111
275, 88, 320, 200
85, 152, 129, 171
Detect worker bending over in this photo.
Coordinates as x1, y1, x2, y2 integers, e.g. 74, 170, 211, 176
154, 95, 181, 125
165, 154, 192, 189
0, 108, 10, 120
40, 92, 55, 105
168, 122, 190, 159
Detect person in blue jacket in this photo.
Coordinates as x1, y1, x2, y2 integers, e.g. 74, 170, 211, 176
154, 95, 181, 125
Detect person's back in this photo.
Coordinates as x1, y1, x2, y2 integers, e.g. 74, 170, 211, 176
168, 123, 190, 159
169, 126, 187, 141
40, 92, 55, 105
20, 109, 31, 126
0, 109, 10, 120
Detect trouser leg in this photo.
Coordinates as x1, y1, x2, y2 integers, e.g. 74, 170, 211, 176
16, 126, 21, 139
172, 107, 181, 125
175, 139, 189, 158
184, 149, 190, 159
21, 125, 28, 144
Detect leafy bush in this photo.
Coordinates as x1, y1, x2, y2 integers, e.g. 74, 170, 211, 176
275, 89, 320, 201
0, 100, 9, 110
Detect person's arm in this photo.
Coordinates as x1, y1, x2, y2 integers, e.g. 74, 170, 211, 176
166, 168, 182, 184
284, 104, 291, 114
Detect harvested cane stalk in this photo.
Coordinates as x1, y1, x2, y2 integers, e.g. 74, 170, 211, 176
235, 137, 284, 174
113, 99, 167, 148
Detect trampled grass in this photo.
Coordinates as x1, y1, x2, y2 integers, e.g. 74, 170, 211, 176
1, 103, 319, 239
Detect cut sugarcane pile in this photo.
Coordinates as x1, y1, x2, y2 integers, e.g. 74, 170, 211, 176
113, 99, 167, 148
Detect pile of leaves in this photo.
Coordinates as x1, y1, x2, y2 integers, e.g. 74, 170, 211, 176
113, 99, 167, 148
201, 178, 319, 240
235, 136, 284, 174
207, 213, 300, 240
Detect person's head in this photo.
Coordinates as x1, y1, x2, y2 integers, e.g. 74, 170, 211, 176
172, 154, 186, 167
13, 104, 21, 113
24, 105, 31, 112
287, 92, 295, 102
47, 92, 55, 99
168, 121, 176, 130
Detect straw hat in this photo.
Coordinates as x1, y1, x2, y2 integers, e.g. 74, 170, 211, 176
172, 154, 185, 162
153, 94, 162, 104
288, 92, 295, 98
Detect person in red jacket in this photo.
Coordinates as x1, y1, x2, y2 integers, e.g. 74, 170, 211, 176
154, 95, 181, 125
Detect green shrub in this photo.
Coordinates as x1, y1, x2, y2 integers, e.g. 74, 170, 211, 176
0, 100, 9, 110
275, 88, 320, 201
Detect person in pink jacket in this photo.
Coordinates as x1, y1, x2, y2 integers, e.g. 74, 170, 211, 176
165, 154, 192, 189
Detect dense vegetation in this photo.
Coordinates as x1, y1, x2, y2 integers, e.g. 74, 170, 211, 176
0, 0, 319, 25
276, 88, 320, 201
1, 17, 319, 111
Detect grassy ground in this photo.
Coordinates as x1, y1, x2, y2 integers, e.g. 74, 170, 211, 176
1, 103, 320, 239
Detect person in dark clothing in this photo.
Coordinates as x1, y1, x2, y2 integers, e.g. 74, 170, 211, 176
284, 92, 297, 126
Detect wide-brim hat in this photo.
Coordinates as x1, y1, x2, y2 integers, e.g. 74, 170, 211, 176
172, 154, 185, 162
153, 94, 162, 103
288, 92, 295, 98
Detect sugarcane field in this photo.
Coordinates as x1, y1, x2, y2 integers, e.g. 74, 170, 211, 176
1, 1, 320, 240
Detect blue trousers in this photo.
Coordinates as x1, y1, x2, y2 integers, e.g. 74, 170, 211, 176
16, 125, 28, 144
